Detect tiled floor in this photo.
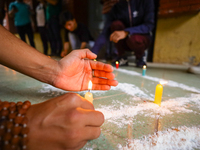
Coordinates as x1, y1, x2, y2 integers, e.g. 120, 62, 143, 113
1, 60, 200, 149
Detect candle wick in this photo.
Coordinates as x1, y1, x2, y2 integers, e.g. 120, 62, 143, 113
88, 89, 91, 93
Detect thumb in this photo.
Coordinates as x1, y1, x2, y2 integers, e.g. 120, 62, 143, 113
77, 49, 97, 60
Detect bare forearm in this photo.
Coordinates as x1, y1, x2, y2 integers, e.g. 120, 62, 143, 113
0, 25, 58, 85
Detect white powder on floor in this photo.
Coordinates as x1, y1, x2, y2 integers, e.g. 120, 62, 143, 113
116, 68, 200, 93
118, 126, 200, 150
38, 82, 200, 150
97, 94, 200, 127
111, 83, 151, 99
38, 82, 152, 100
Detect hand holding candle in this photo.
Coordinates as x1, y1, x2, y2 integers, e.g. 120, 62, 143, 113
84, 80, 93, 103
154, 80, 168, 106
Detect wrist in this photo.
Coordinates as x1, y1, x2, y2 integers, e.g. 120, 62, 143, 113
0, 100, 31, 150
37, 58, 60, 86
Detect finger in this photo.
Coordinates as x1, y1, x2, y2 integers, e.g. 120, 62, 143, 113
92, 77, 118, 87
93, 70, 115, 80
73, 141, 88, 150
78, 108, 104, 126
93, 84, 111, 90
81, 127, 102, 141
74, 94, 95, 110
80, 98, 95, 110
110, 33, 114, 41
90, 61, 114, 72
115, 36, 120, 43
74, 49, 97, 60
57, 93, 94, 110
91, 80, 118, 91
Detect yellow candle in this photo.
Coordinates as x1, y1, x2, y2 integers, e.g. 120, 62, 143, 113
154, 84, 163, 106
84, 80, 93, 103
154, 80, 168, 106
85, 92, 93, 103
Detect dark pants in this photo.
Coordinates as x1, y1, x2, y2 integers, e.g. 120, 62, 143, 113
38, 26, 48, 55
46, 16, 62, 56
16, 23, 35, 48
110, 20, 151, 60
91, 13, 118, 58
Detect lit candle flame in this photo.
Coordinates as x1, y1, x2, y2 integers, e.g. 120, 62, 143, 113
143, 65, 146, 69
159, 80, 168, 85
88, 80, 92, 90
94, 59, 96, 61
116, 61, 119, 64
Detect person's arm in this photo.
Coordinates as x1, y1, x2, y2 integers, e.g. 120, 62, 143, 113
124, 0, 155, 35
80, 42, 87, 49
61, 42, 70, 57
46, 0, 58, 5
26, 93, 104, 150
8, 5, 18, 18
110, 31, 129, 43
0, 25, 118, 91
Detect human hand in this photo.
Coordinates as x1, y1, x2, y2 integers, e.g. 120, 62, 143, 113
110, 31, 129, 43
60, 50, 67, 57
53, 49, 118, 91
26, 93, 104, 150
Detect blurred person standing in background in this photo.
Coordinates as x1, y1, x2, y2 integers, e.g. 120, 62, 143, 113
0, 0, 6, 25
60, 11, 94, 57
45, 0, 62, 57
9, 0, 35, 48
36, 0, 49, 55
92, 0, 119, 61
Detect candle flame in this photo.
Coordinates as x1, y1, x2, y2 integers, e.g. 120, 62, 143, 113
94, 59, 96, 61
88, 80, 92, 90
116, 61, 119, 64
159, 80, 168, 85
143, 65, 146, 69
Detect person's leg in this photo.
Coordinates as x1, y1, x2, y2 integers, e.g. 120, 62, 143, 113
46, 19, 57, 56
110, 20, 131, 57
16, 26, 26, 43
68, 32, 81, 50
91, 33, 108, 54
126, 34, 151, 60
25, 23, 35, 48
91, 14, 111, 55
126, 34, 151, 67
50, 16, 63, 56
38, 27, 48, 55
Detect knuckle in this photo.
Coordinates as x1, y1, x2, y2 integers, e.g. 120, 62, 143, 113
68, 109, 80, 124
66, 129, 80, 140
